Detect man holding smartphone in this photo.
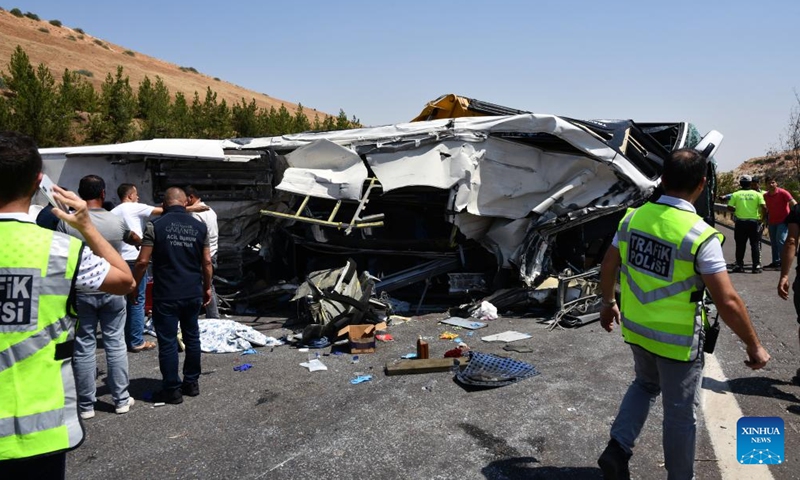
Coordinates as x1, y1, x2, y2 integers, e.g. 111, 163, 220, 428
0, 132, 134, 479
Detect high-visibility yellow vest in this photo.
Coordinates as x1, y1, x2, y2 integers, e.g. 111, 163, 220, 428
0, 220, 84, 460
617, 202, 723, 361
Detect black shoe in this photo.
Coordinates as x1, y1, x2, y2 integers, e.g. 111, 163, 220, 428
730, 265, 745, 273
153, 389, 183, 404
598, 439, 631, 480
181, 382, 200, 397
764, 262, 780, 269
753, 265, 763, 274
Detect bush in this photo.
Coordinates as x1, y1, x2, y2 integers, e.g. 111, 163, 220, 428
93, 39, 104, 47
10, 8, 23, 17
0, 77, 6, 89
74, 27, 84, 34
67, 35, 77, 41
24, 11, 39, 21
214, 77, 220, 81
75, 69, 94, 78
123, 50, 135, 57
77, 34, 84, 40
49, 19, 62, 27
179, 66, 199, 74
37, 27, 48, 33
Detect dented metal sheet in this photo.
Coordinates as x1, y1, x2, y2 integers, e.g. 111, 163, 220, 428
278, 139, 367, 201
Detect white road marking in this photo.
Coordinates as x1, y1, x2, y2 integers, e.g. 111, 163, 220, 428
702, 354, 774, 480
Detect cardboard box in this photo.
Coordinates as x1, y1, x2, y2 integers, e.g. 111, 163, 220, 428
337, 322, 387, 354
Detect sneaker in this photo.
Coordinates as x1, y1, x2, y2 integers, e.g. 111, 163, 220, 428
153, 389, 183, 405
79, 409, 95, 420
115, 397, 135, 414
730, 265, 745, 273
181, 382, 200, 397
752, 265, 763, 274
128, 340, 156, 353
598, 438, 631, 480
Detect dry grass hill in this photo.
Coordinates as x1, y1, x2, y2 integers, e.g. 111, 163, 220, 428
0, 9, 331, 119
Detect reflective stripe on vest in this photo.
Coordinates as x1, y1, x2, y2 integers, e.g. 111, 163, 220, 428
617, 203, 721, 361
0, 221, 83, 460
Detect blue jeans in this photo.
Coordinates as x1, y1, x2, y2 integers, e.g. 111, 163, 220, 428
73, 293, 130, 411
768, 223, 788, 265
153, 298, 203, 391
205, 254, 220, 318
124, 261, 148, 349
610, 344, 704, 480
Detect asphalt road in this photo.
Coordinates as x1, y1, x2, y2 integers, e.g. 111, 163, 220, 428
65, 223, 800, 480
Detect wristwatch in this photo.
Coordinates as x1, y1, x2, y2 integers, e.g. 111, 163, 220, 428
602, 298, 617, 307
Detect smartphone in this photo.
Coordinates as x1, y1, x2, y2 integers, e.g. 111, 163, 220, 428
38, 174, 69, 212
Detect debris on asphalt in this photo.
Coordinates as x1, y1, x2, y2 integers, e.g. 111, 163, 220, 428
299, 358, 328, 372
350, 375, 373, 384
439, 317, 487, 330
233, 363, 253, 371
455, 351, 538, 388
471, 301, 498, 321
439, 332, 458, 340
481, 331, 532, 343
503, 344, 534, 353
385, 357, 468, 376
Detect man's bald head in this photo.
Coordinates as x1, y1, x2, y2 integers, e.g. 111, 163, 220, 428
163, 186, 187, 207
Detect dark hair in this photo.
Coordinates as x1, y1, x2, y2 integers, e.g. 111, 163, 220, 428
78, 175, 105, 201
117, 183, 136, 201
661, 148, 707, 194
163, 186, 187, 206
0, 131, 42, 203
764, 176, 775, 183
184, 185, 199, 198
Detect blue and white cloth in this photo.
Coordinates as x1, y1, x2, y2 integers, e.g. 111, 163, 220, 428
198, 319, 283, 353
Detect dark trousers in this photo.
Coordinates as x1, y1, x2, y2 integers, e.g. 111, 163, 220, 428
793, 276, 800, 324
734, 219, 761, 268
0, 452, 66, 479
153, 298, 203, 391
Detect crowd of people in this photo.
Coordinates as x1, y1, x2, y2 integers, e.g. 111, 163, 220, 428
0, 131, 218, 478
725, 174, 797, 273
2, 131, 799, 480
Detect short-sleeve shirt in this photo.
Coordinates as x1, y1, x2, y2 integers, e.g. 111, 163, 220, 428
58, 209, 129, 253
728, 189, 765, 221
764, 187, 794, 225
0, 212, 109, 292
111, 202, 156, 261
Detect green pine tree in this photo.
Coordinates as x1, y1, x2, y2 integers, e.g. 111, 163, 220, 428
1, 46, 65, 146
232, 98, 259, 137
292, 103, 311, 133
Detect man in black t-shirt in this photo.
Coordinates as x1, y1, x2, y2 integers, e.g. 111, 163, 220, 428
778, 204, 800, 385
132, 187, 212, 404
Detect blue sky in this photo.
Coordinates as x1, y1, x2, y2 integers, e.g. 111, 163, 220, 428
7, 0, 800, 171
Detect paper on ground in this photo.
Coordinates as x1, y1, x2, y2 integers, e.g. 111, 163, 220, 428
300, 359, 328, 372
440, 317, 488, 329
481, 331, 532, 343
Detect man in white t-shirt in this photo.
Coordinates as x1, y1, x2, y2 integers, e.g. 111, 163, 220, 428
112, 183, 208, 351
185, 185, 220, 318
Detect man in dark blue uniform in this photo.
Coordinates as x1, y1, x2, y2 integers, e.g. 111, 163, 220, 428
132, 187, 212, 404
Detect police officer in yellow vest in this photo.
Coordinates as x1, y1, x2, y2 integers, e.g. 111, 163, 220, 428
0, 132, 134, 479
597, 148, 770, 480
727, 175, 767, 273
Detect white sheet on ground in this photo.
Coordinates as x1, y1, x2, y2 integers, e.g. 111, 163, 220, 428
199, 319, 283, 353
